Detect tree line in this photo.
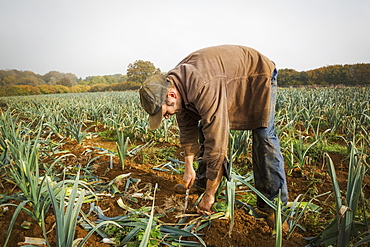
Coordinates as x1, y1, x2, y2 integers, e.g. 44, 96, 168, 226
0, 72, 141, 97
0, 60, 161, 97
278, 63, 370, 86
1, 62, 369, 97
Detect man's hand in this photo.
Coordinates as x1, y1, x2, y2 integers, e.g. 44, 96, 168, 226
196, 194, 215, 215
196, 165, 224, 215
183, 156, 196, 189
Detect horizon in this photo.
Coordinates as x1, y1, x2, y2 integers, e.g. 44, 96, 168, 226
2, 61, 369, 80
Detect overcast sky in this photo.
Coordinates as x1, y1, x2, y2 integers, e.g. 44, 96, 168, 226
1, 0, 369, 79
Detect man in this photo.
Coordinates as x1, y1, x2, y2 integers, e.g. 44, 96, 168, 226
139, 45, 288, 217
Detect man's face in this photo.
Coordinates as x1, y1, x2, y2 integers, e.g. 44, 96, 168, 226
162, 97, 181, 119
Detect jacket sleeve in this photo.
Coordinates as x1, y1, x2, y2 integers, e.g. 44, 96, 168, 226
176, 110, 199, 157
195, 78, 229, 181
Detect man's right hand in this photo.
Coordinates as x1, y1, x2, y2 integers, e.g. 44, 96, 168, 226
183, 156, 196, 189
197, 193, 215, 215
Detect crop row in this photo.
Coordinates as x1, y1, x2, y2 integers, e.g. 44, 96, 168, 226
0, 86, 369, 246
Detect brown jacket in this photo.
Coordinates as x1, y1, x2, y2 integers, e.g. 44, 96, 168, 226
167, 45, 276, 180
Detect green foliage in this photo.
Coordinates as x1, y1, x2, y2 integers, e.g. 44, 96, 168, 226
64, 118, 93, 144
0, 69, 80, 88
105, 225, 138, 245
0, 86, 368, 246
126, 60, 161, 84
47, 169, 86, 247
58, 77, 72, 87
85, 75, 109, 85
275, 191, 283, 247
136, 225, 162, 247
43, 71, 78, 86
278, 69, 307, 86
153, 145, 177, 161
0, 69, 132, 96
81, 74, 127, 85
278, 63, 370, 86
138, 145, 178, 167
1, 62, 369, 96
308, 146, 369, 247
116, 129, 129, 170
89, 81, 141, 92
98, 129, 118, 141
0, 119, 52, 225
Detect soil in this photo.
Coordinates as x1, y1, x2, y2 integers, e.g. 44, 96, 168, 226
0, 129, 368, 247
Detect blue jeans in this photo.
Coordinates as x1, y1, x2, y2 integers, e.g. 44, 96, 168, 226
252, 69, 288, 209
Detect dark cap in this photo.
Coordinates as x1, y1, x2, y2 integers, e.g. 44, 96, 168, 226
139, 74, 170, 130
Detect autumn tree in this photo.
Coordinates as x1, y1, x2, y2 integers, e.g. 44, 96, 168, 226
103, 75, 118, 84
126, 60, 161, 84
1, 76, 17, 86
58, 77, 72, 87
277, 69, 301, 86
43, 71, 63, 85
19, 75, 41, 86
349, 63, 370, 85
84, 76, 108, 85
43, 71, 78, 86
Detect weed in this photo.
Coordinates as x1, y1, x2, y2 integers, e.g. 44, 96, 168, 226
98, 129, 117, 141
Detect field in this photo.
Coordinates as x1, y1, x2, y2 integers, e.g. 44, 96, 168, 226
0, 87, 369, 247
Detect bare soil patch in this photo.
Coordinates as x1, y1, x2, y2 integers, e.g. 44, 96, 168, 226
0, 135, 360, 247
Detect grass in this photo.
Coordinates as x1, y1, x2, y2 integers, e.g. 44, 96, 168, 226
319, 141, 348, 154
98, 129, 117, 141
136, 144, 178, 167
